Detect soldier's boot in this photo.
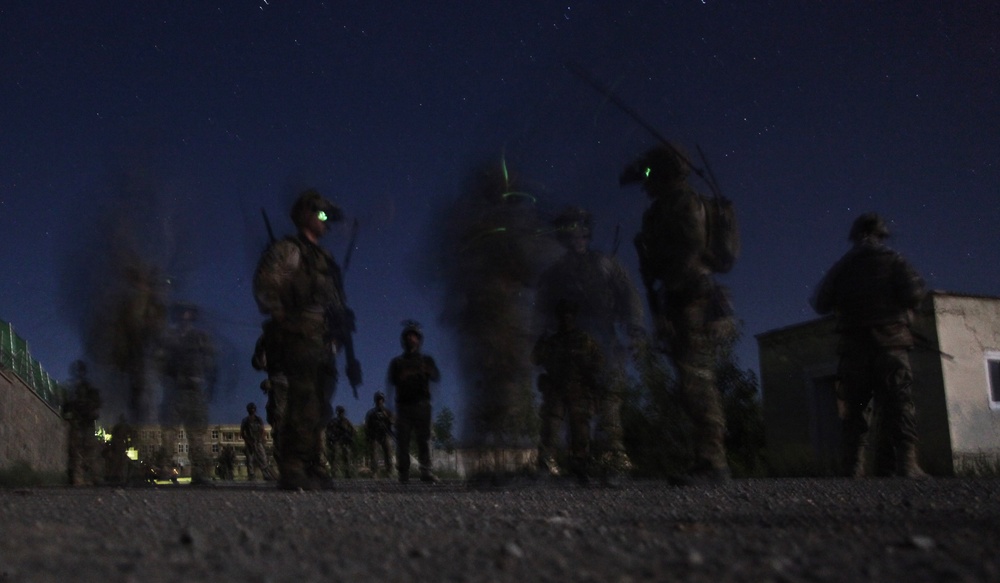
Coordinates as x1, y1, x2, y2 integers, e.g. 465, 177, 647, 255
895, 444, 929, 480
537, 454, 561, 478
419, 467, 440, 484
849, 446, 868, 479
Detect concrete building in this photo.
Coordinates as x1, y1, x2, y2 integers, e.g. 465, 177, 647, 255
0, 320, 67, 475
130, 422, 275, 479
757, 291, 1000, 476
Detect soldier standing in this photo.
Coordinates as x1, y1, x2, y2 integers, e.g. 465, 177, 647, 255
622, 145, 737, 484
241, 402, 276, 481
364, 392, 396, 478
532, 300, 604, 483
64, 360, 102, 486
160, 303, 216, 486
388, 322, 441, 484
326, 405, 356, 478
535, 206, 644, 481
254, 189, 359, 490
811, 212, 928, 478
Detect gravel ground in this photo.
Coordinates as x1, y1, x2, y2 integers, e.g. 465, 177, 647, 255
1, 477, 998, 583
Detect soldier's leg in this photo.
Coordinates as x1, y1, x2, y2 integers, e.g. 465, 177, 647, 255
382, 438, 395, 477
537, 393, 566, 475
594, 351, 632, 474
414, 401, 436, 481
876, 349, 926, 478
396, 408, 413, 482
838, 352, 874, 478
566, 390, 593, 482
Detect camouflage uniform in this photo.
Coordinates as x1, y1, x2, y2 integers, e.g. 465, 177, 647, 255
536, 208, 644, 475
252, 331, 288, 461
241, 403, 276, 480
388, 325, 441, 483
365, 396, 396, 477
812, 213, 927, 478
63, 362, 102, 486
254, 190, 352, 490
326, 406, 356, 478
160, 306, 216, 484
626, 146, 735, 481
532, 304, 604, 481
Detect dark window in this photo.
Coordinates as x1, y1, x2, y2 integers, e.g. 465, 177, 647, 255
988, 358, 1000, 406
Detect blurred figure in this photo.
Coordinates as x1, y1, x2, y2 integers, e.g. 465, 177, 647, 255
63, 360, 102, 486
622, 145, 738, 484
532, 300, 604, 483
388, 321, 441, 484
104, 413, 135, 485
254, 189, 357, 490
111, 263, 167, 422
365, 391, 396, 478
241, 402, 276, 481
812, 212, 928, 479
326, 405, 356, 478
216, 445, 236, 480
160, 303, 216, 486
535, 206, 644, 481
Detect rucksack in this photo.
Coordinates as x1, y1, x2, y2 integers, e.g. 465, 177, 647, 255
700, 194, 740, 273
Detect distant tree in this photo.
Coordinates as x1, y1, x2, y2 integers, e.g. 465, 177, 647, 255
433, 407, 457, 453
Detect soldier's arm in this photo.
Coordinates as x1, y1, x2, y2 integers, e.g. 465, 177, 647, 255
423, 356, 441, 382
253, 240, 301, 318
892, 254, 926, 310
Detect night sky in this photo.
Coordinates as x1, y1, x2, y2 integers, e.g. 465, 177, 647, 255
2, 2, 997, 426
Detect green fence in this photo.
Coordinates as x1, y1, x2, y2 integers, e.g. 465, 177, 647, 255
0, 320, 63, 410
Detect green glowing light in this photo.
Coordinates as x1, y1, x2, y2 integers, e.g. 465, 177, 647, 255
502, 191, 537, 203
317, 210, 329, 222
644, 167, 652, 178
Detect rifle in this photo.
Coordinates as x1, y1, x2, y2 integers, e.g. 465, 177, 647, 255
913, 330, 955, 361
564, 62, 725, 200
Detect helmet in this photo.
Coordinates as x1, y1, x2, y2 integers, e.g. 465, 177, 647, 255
400, 319, 423, 348
335, 405, 346, 415
246, 402, 257, 413
620, 145, 690, 187
374, 391, 386, 403
849, 212, 890, 243
290, 188, 344, 228
551, 206, 593, 241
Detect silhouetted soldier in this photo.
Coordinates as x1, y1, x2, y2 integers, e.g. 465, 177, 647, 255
532, 300, 604, 483
326, 405, 356, 478
365, 392, 396, 478
622, 145, 737, 484
254, 189, 358, 490
105, 413, 134, 484
536, 206, 644, 481
388, 322, 441, 484
241, 402, 276, 481
812, 212, 928, 479
63, 360, 102, 486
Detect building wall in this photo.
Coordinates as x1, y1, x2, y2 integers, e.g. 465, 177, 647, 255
932, 294, 1000, 471
0, 368, 68, 474
758, 317, 840, 474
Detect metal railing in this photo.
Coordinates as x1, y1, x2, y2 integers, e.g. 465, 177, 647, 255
0, 320, 63, 410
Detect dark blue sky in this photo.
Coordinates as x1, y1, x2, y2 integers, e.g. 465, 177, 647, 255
2, 1, 997, 424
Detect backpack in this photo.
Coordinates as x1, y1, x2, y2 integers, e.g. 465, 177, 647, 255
700, 194, 740, 274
